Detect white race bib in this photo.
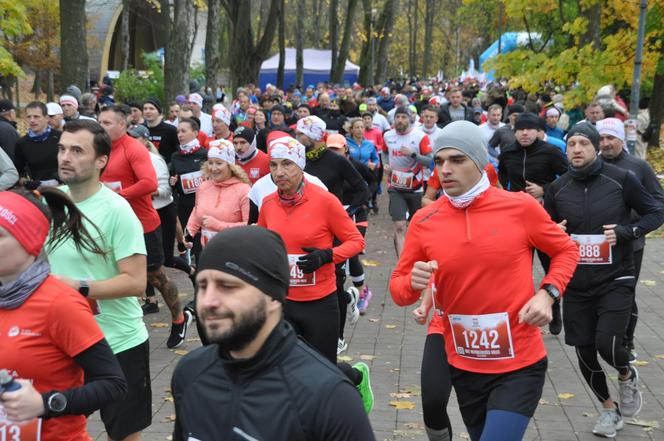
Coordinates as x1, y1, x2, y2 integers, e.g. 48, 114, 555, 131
571, 234, 612, 265
287, 254, 316, 287
390, 170, 415, 189
201, 228, 217, 247
180, 171, 204, 194
0, 404, 42, 441
448, 312, 514, 360
103, 181, 123, 192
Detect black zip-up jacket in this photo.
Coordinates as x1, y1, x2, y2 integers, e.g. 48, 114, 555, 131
603, 151, 664, 251
436, 103, 475, 128
544, 159, 664, 294
498, 138, 568, 192
172, 321, 375, 441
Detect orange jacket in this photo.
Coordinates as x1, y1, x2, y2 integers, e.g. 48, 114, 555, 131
258, 182, 365, 301
390, 186, 578, 373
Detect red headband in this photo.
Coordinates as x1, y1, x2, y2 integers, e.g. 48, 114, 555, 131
0, 192, 50, 256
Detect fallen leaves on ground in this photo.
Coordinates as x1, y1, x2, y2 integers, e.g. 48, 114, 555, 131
583, 412, 595, 418
361, 259, 381, 267
163, 395, 174, 402
360, 354, 376, 361
173, 350, 188, 356
458, 432, 470, 439
655, 354, 664, 359
640, 280, 657, 287
557, 393, 575, 400
626, 419, 660, 428
385, 324, 397, 329
150, 322, 169, 328
538, 398, 550, 405
368, 318, 379, 322
164, 414, 176, 422
399, 386, 421, 396
337, 355, 353, 362
388, 400, 416, 410
633, 360, 649, 366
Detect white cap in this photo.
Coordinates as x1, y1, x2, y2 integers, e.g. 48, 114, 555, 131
295, 115, 326, 141
596, 118, 625, 144
46, 102, 63, 116
207, 139, 236, 165
268, 136, 306, 170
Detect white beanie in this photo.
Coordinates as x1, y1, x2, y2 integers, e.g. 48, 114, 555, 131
59, 95, 78, 109
208, 139, 236, 164
188, 93, 203, 107
268, 136, 306, 170
296, 115, 326, 141
213, 107, 231, 126
596, 118, 625, 144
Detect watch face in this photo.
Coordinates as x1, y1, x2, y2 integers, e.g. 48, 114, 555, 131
49, 393, 67, 412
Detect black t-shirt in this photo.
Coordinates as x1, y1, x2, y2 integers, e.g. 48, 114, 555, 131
147, 121, 178, 163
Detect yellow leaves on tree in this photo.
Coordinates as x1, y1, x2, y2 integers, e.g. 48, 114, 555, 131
487, 0, 664, 108
0, 0, 32, 76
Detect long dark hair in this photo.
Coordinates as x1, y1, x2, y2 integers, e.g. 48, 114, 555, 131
12, 187, 107, 256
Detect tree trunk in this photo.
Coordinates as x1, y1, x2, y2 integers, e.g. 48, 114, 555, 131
357, 0, 372, 86
374, 0, 396, 84
422, 0, 435, 77
31, 70, 42, 97
581, 0, 601, 48
296, 0, 305, 86
329, 0, 339, 79
205, 0, 222, 92
331, 0, 358, 83
164, 0, 196, 101
224, 0, 281, 93
59, 0, 88, 92
121, 0, 131, 70
408, 0, 419, 78
276, 0, 286, 88
47, 71, 54, 102
649, 49, 664, 148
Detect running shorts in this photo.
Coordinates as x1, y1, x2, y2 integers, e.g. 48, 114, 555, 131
100, 339, 152, 439
144, 226, 165, 272
388, 189, 422, 221
450, 357, 547, 429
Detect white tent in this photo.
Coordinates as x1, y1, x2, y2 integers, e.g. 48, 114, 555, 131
259, 48, 360, 88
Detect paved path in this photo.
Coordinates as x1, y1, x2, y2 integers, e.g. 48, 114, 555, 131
89, 193, 664, 440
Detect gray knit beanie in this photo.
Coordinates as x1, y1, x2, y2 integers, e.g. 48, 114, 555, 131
432, 120, 488, 172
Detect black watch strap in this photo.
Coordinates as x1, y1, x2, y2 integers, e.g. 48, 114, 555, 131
78, 280, 90, 297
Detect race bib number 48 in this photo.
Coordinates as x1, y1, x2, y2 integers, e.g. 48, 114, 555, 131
0, 406, 41, 441
287, 255, 315, 287
571, 234, 612, 265
448, 312, 514, 360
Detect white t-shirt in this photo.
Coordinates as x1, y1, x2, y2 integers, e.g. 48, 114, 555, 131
372, 113, 391, 133
479, 122, 505, 144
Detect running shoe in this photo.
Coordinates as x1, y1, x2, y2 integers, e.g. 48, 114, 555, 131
624, 343, 637, 364
337, 338, 348, 355
618, 366, 643, 417
592, 408, 623, 438
353, 362, 374, 414
142, 300, 159, 315
167, 309, 194, 349
346, 287, 360, 325
358, 286, 373, 315
549, 300, 562, 335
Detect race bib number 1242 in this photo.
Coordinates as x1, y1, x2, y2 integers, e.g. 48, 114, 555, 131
448, 312, 514, 360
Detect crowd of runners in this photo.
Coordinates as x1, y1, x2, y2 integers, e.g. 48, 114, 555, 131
0, 76, 660, 440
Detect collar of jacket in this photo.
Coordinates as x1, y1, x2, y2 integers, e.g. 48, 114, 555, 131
217, 320, 295, 380
568, 156, 603, 181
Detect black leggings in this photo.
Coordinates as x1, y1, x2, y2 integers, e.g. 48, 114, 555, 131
336, 264, 350, 340
157, 203, 191, 272
348, 224, 368, 288
421, 333, 453, 434
625, 248, 644, 345
576, 341, 630, 403
285, 292, 339, 364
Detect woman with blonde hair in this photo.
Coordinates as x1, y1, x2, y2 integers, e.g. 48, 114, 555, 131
185, 139, 250, 252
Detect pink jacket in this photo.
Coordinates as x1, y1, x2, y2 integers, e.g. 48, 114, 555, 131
186, 177, 250, 244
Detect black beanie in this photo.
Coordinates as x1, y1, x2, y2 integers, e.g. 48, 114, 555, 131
144, 97, 162, 115
197, 226, 290, 301
507, 103, 524, 116
567, 122, 600, 151
514, 112, 540, 130
234, 126, 255, 143
394, 106, 412, 119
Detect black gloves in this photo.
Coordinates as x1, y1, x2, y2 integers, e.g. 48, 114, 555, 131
297, 247, 333, 274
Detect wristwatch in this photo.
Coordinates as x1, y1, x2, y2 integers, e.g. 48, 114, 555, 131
542, 284, 561, 301
632, 226, 642, 239
78, 280, 90, 297
47, 392, 67, 414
